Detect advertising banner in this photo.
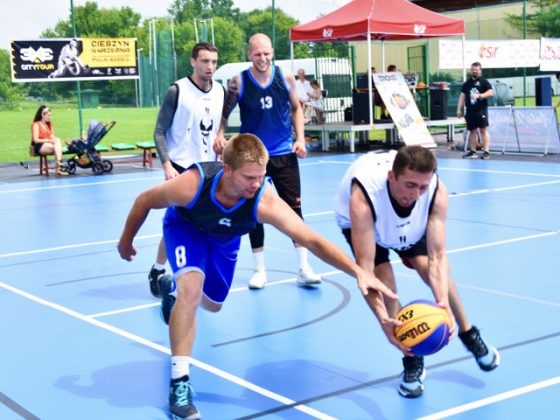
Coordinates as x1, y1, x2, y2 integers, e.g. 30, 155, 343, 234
439, 39, 540, 69
10, 38, 138, 82
373, 72, 436, 148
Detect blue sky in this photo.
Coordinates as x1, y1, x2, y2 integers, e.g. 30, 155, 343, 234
1, 0, 348, 50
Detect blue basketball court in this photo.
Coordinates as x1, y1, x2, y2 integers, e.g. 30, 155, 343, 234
1, 149, 559, 419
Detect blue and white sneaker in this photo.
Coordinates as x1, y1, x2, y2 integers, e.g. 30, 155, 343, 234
459, 325, 500, 371
158, 274, 176, 325
169, 374, 200, 420
398, 355, 426, 398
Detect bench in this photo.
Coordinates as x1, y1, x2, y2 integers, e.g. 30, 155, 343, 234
110, 141, 156, 168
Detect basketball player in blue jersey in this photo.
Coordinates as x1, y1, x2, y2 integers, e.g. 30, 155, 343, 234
147, 43, 226, 298
334, 146, 500, 399
215, 33, 322, 290
118, 133, 398, 419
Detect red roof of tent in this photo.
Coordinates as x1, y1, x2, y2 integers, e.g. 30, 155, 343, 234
290, 0, 465, 42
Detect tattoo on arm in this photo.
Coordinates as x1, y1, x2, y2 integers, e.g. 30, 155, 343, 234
222, 78, 240, 121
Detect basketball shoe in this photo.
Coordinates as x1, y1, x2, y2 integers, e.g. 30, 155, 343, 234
398, 355, 426, 398
248, 268, 267, 289
459, 325, 500, 371
169, 374, 200, 420
296, 266, 322, 287
148, 265, 166, 298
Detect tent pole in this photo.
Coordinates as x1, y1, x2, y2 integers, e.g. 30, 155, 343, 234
462, 35, 466, 81
382, 41, 385, 71
368, 33, 373, 127
290, 41, 294, 72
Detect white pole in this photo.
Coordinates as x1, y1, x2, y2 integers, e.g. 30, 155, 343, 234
367, 33, 373, 126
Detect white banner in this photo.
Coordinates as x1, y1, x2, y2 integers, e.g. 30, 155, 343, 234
373, 72, 436, 148
439, 39, 540, 69
540, 37, 560, 71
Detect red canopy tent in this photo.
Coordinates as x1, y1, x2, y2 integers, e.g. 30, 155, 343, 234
290, 0, 465, 124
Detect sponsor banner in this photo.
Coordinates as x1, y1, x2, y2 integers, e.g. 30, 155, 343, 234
439, 39, 540, 69
373, 72, 436, 148
540, 37, 560, 71
10, 38, 138, 82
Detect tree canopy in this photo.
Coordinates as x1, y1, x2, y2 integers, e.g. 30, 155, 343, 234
506, 0, 560, 38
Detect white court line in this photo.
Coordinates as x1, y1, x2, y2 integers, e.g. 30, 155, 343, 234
315, 159, 560, 178
0, 280, 335, 420
0, 175, 161, 194
88, 270, 342, 318
416, 376, 560, 420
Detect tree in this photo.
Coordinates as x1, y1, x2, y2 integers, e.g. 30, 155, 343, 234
238, 7, 299, 60
168, 0, 242, 23
506, 0, 560, 38
0, 50, 25, 108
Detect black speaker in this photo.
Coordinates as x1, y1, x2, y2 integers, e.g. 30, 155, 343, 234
356, 73, 369, 89
535, 77, 552, 106
430, 89, 449, 120
352, 91, 371, 124
344, 106, 353, 122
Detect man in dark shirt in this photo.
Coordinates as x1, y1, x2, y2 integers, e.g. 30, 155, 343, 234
456, 62, 494, 160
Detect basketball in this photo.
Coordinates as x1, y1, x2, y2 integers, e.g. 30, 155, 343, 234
394, 300, 451, 356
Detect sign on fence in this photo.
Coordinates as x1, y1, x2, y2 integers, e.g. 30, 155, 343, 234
10, 38, 138, 82
488, 107, 560, 154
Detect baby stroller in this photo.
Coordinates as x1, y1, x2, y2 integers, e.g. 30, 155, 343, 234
65, 120, 115, 175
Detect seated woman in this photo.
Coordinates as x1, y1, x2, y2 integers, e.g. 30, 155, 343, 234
31, 105, 68, 175
307, 79, 325, 124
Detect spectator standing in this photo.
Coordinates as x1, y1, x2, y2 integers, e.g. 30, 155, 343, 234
295, 68, 313, 123
457, 62, 494, 160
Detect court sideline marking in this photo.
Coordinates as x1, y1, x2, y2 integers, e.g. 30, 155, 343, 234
416, 376, 560, 420
0, 280, 335, 420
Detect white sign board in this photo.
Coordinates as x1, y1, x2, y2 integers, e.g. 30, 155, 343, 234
439, 39, 541, 69
540, 38, 560, 71
373, 72, 436, 148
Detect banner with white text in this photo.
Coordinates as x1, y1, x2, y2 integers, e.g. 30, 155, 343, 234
10, 38, 138, 82
439, 39, 541, 69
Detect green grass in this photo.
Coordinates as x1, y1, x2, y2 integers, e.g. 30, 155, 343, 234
0, 101, 158, 163
1, 96, 559, 163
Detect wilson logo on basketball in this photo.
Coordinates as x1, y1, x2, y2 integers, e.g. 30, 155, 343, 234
398, 321, 431, 341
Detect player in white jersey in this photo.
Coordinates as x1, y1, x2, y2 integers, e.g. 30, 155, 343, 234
334, 145, 499, 399
148, 42, 225, 298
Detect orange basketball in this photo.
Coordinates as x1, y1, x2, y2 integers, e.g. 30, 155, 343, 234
394, 300, 451, 356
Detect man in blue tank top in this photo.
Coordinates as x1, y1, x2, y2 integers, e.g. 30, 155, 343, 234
118, 133, 398, 419
216, 33, 322, 290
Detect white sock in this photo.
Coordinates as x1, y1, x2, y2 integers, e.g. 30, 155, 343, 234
252, 251, 265, 271
171, 356, 191, 380
153, 262, 166, 271
295, 246, 309, 270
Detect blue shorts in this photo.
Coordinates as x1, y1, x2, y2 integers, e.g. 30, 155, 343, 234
162, 207, 240, 304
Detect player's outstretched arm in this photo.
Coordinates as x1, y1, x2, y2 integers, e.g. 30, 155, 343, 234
257, 189, 397, 300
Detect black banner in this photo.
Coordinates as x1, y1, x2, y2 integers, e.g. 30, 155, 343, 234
10, 38, 138, 82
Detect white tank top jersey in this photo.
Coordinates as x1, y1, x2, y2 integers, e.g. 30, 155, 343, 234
166, 77, 225, 169
334, 150, 438, 251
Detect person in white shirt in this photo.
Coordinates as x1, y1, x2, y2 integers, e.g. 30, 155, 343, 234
295, 68, 312, 123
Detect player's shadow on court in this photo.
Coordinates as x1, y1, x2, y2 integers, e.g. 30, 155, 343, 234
242, 359, 389, 419
54, 358, 167, 409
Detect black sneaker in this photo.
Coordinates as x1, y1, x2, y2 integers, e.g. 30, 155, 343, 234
462, 150, 478, 159
148, 265, 166, 298
459, 326, 500, 372
158, 274, 176, 325
481, 151, 490, 160
398, 355, 426, 398
169, 375, 200, 420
